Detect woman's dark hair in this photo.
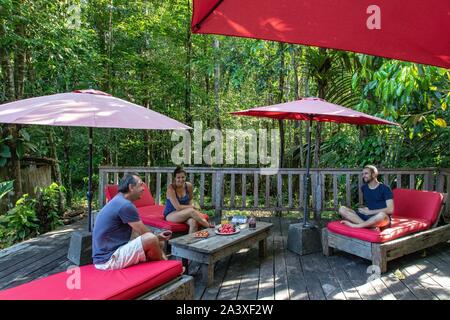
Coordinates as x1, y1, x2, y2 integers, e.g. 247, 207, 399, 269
118, 173, 140, 193
173, 166, 187, 178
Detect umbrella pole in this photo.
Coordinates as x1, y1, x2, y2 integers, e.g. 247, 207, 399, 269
87, 127, 93, 232
302, 117, 314, 228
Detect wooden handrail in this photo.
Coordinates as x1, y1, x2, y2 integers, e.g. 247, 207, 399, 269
98, 166, 449, 222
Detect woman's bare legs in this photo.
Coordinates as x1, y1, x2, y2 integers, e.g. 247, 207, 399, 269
166, 207, 210, 232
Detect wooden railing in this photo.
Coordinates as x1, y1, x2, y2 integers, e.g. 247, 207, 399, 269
437, 168, 450, 219
99, 166, 449, 221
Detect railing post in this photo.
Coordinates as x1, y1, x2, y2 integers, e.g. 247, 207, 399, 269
98, 170, 107, 207
314, 172, 322, 220
214, 171, 223, 224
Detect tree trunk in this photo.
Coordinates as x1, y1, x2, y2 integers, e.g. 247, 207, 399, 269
14, 23, 26, 100
290, 45, 304, 168
213, 37, 221, 130
0, 46, 15, 102
48, 128, 65, 212
184, 2, 193, 126
277, 42, 286, 168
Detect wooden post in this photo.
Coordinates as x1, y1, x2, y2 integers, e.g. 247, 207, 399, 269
156, 172, 161, 205
346, 173, 351, 207
321, 228, 333, 256
371, 244, 387, 273
230, 173, 235, 208
396, 173, 402, 189
214, 172, 223, 223
254, 173, 259, 208
358, 173, 363, 206
277, 173, 282, 215
409, 174, 415, 190
265, 174, 270, 208
200, 173, 205, 207
314, 173, 323, 220
288, 173, 293, 208
242, 174, 247, 208
98, 170, 107, 207
333, 174, 338, 209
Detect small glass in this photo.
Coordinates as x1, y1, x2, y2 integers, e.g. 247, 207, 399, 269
248, 217, 256, 229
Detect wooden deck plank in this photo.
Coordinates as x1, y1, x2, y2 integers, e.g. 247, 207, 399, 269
338, 253, 382, 300
299, 253, 326, 300
326, 255, 362, 300
312, 253, 347, 300
217, 251, 246, 300
284, 250, 309, 300
0, 246, 68, 290
274, 235, 290, 300
257, 218, 275, 300
200, 257, 232, 300
237, 246, 260, 300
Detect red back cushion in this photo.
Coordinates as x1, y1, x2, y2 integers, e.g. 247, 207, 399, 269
392, 188, 443, 226
105, 185, 119, 202
133, 184, 156, 207
104, 184, 155, 207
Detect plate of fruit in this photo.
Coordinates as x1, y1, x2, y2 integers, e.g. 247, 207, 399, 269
194, 230, 210, 238
215, 223, 240, 235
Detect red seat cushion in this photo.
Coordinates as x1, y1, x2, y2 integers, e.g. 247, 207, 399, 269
0, 260, 182, 300
327, 217, 429, 243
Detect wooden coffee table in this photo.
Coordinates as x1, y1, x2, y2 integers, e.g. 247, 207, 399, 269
169, 221, 273, 286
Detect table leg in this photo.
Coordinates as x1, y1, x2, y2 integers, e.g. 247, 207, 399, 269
259, 238, 267, 258
201, 263, 215, 286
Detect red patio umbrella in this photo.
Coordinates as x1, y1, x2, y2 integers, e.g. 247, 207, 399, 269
192, 0, 450, 69
232, 97, 399, 227
0, 89, 191, 233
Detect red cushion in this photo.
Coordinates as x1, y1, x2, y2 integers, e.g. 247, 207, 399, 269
133, 184, 156, 207
105, 184, 156, 207
327, 217, 429, 243
392, 188, 443, 226
0, 260, 182, 300
104, 186, 209, 233
105, 185, 119, 201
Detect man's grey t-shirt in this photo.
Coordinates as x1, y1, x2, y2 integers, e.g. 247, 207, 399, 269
92, 193, 140, 264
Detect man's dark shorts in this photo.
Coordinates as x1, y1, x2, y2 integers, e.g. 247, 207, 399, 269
356, 209, 392, 228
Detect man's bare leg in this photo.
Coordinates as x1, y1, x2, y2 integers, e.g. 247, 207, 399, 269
341, 212, 390, 229
141, 233, 166, 261
338, 206, 364, 224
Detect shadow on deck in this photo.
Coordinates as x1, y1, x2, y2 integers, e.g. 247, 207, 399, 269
1, 217, 449, 300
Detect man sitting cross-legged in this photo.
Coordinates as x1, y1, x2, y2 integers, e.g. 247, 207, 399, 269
93, 173, 171, 270
338, 165, 393, 230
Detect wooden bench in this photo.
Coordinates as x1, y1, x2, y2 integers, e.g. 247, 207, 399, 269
169, 221, 273, 286
322, 189, 449, 273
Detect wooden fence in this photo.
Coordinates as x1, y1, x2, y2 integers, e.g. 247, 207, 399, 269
99, 166, 450, 221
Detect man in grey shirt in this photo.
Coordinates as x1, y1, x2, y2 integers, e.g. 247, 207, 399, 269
93, 173, 171, 270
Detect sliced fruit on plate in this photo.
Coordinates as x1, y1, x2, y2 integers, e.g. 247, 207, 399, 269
194, 230, 209, 238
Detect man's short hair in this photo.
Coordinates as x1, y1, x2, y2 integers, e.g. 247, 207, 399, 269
118, 173, 140, 193
364, 165, 378, 177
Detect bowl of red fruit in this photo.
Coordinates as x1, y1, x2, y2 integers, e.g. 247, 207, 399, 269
215, 223, 240, 235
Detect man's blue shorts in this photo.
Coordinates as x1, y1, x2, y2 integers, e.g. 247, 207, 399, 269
356, 209, 392, 227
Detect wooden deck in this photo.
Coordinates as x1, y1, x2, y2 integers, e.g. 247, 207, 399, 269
1, 217, 450, 300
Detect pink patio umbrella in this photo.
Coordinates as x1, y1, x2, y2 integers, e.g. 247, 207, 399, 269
0, 89, 191, 233
191, 0, 450, 69
232, 97, 399, 228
